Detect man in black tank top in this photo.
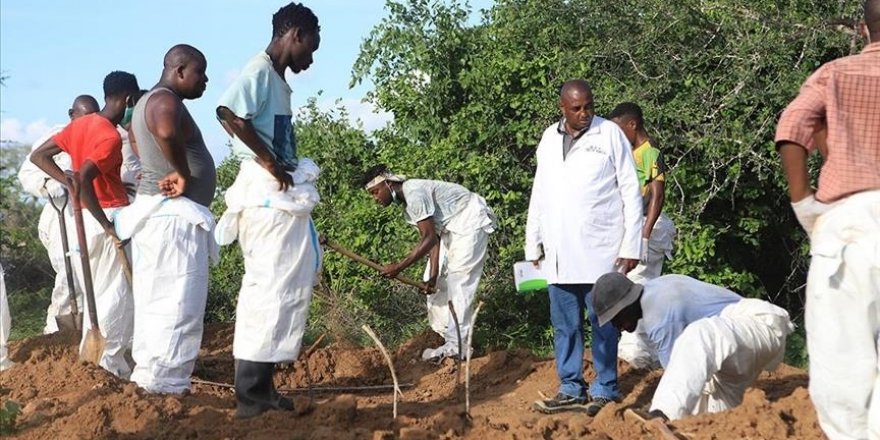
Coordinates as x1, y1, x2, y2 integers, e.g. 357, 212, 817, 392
128, 44, 217, 395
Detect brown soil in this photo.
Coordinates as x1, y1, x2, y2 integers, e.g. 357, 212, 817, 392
0, 324, 825, 439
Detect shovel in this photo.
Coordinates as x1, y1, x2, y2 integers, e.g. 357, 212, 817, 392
319, 236, 431, 294
46, 188, 82, 334
67, 173, 105, 364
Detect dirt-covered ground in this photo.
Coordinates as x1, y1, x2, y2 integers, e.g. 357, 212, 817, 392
0, 324, 825, 439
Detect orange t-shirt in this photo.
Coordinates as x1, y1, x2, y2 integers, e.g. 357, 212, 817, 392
52, 113, 128, 208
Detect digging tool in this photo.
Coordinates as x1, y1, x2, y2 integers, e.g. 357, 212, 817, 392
320, 236, 431, 294
46, 187, 81, 334
68, 173, 105, 364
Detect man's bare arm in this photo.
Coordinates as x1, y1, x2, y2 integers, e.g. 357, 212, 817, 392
216, 106, 292, 191
381, 219, 439, 278
148, 91, 191, 197
30, 140, 67, 185
643, 179, 665, 238
78, 160, 116, 235
778, 142, 813, 202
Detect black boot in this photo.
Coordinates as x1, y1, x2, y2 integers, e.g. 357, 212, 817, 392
234, 359, 295, 418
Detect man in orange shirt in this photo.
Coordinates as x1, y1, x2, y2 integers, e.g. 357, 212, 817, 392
775, 1, 880, 438
31, 71, 141, 379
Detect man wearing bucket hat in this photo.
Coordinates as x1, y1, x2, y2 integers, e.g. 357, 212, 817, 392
591, 272, 794, 421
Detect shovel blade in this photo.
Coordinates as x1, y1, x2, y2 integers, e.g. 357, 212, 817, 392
54, 313, 82, 335
80, 328, 106, 365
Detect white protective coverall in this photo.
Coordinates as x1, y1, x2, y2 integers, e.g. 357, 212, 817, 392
17, 126, 84, 334
0, 264, 13, 371
215, 158, 322, 363
116, 194, 218, 394
74, 206, 134, 378
643, 277, 794, 420
619, 212, 676, 369
422, 192, 496, 356
805, 190, 880, 440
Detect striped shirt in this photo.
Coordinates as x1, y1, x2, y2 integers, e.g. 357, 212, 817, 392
775, 42, 880, 202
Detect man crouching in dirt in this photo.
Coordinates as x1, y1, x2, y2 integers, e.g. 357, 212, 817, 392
363, 165, 496, 362
591, 272, 793, 421
214, 3, 322, 419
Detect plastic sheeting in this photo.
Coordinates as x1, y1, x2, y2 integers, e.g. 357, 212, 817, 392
650, 298, 793, 420
215, 158, 322, 363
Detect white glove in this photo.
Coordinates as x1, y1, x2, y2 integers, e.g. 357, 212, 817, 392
791, 194, 832, 236
640, 237, 650, 263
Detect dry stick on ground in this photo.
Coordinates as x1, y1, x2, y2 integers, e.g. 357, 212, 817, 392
465, 301, 484, 416
190, 378, 413, 393
447, 300, 463, 388
361, 324, 403, 419
302, 333, 326, 409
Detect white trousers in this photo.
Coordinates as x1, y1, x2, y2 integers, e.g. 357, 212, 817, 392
76, 208, 134, 379
130, 215, 211, 394
650, 299, 792, 420
806, 190, 880, 440
0, 264, 12, 371
619, 213, 675, 369
233, 208, 319, 363
426, 228, 489, 352
37, 204, 84, 334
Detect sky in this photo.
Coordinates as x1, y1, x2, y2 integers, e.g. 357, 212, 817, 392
0, 0, 491, 161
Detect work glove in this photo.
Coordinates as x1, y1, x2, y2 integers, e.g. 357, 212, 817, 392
640, 238, 650, 263
790, 194, 833, 237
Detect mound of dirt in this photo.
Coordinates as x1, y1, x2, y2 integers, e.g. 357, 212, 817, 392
0, 324, 825, 439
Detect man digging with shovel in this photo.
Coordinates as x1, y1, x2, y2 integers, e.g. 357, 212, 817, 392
30, 71, 141, 379
362, 165, 496, 362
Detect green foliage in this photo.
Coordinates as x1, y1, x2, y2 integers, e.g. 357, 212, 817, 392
0, 400, 22, 435
206, 155, 243, 323
338, 0, 862, 352
0, 144, 54, 294
7, 287, 51, 340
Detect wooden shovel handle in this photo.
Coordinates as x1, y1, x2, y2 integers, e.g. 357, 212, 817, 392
321, 237, 430, 293
68, 173, 100, 332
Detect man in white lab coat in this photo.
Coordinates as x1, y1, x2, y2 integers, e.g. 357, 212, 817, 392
526, 79, 643, 416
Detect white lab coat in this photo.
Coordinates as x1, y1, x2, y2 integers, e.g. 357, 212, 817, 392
525, 117, 643, 284
215, 158, 322, 363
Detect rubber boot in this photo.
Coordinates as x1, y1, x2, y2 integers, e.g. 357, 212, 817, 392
234, 359, 294, 418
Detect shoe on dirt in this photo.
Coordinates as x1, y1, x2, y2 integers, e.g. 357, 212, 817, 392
532, 393, 589, 414
586, 397, 614, 417
420, 343, 473, 363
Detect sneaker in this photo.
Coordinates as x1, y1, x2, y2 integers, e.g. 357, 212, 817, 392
532, 393, 589, 414
585, 397, 614, 417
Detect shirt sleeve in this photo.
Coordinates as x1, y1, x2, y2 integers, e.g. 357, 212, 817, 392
404, 186, 435, 224
51, 124, 75, 154
649, 320, 688, 368
775, 64, 830, 151
217, 68, 266, 120
646, 148, 666, 183
84, 135, 123, 176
